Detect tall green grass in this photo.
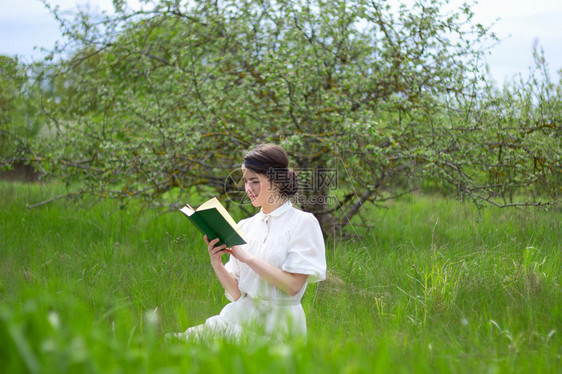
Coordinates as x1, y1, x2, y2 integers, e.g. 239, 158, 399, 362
1, 182, 560, 373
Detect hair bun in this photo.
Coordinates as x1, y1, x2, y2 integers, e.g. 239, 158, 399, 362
278, 169, 299, 197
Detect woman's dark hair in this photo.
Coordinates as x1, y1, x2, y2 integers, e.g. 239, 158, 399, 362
243, 144, 299, 197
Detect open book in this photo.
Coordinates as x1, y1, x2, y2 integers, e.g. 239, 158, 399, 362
179, 197, 246, 247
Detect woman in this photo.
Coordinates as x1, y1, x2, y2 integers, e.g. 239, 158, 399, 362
170, 144, 326, 341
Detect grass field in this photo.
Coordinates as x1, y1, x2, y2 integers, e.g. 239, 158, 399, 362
0, 181, 560, 373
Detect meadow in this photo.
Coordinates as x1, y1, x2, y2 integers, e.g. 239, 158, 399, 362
0, 181, 560, 373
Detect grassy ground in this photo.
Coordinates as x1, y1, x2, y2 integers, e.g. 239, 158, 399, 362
0, 182, 560, 373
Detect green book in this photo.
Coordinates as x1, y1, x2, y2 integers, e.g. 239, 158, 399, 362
179, 197, 246, 247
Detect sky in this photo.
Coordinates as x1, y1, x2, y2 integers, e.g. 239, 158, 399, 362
1, 0, 561, 85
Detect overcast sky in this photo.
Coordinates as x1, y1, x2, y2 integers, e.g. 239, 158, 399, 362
1, 0, 561, 85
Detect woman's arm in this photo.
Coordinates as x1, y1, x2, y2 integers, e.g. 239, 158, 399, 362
206, 236, 241, 300
227, 246, 309, 296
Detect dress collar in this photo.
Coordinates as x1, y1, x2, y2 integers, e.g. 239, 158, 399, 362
260, 200, 292, 218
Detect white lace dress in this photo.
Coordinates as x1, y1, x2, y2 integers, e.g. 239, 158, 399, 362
177, 201, 326, 340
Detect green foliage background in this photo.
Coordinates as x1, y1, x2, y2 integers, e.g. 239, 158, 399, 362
0, 1, 560, 372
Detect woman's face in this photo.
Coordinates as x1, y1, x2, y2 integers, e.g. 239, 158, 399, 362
241, 166, 277, 208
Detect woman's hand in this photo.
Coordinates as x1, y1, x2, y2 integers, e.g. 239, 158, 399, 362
204, 236, 227, 268
225, 245, 253, 264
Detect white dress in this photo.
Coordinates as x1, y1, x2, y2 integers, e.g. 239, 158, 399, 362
178, 201, 326, 340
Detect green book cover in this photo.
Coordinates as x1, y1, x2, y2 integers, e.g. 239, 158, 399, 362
179, 197, 246, 247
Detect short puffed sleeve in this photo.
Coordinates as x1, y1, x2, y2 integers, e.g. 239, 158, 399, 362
281, 212, 326, 283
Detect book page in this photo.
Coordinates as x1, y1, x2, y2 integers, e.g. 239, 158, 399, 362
198, 197, 244, 237
180, 206, 195, 216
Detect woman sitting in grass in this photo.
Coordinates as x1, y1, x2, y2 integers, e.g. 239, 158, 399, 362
169, 144, 326, 341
